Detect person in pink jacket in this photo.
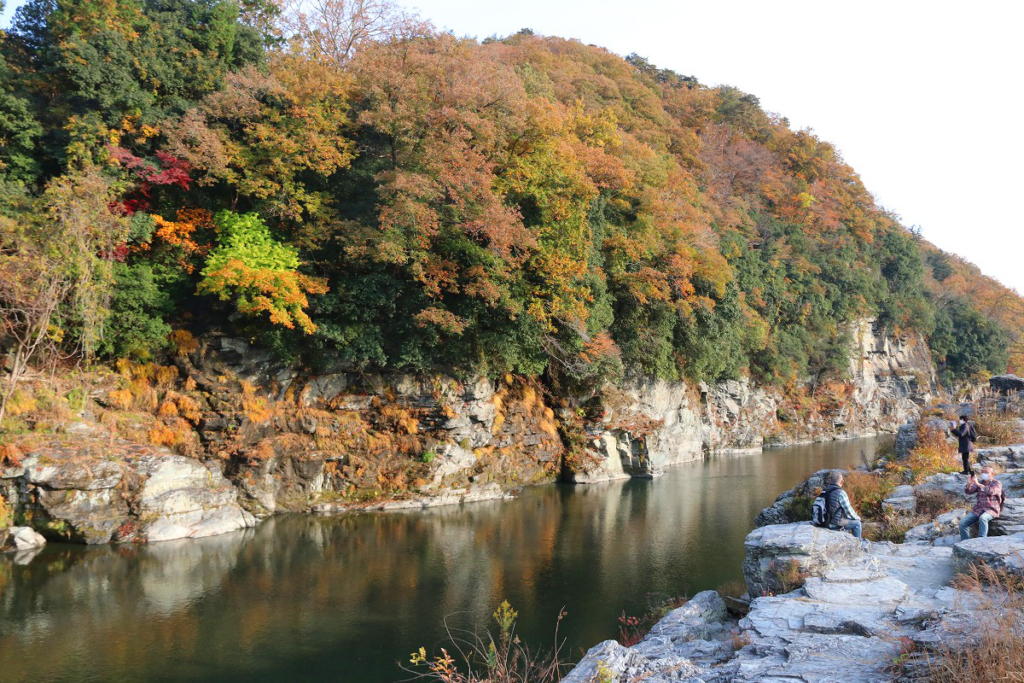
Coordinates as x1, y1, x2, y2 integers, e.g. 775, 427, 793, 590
959, 466, 1003, 540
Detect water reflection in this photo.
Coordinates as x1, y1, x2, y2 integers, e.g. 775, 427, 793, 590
0, 437, 887, 683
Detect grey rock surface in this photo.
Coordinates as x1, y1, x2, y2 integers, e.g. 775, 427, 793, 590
564, 592, 729, 683
742, 522, 862, 597
953, 532, 1024, 578
895, 422, 919, 457
978, 444, 1024, 470
565, 527, 975, 683
882, 484, 917, 512
991, 497, 1024, 536
990, 374, 1024, 395
2, 526, 46, 552
12, 445, 254, 545
137, 455, 255, 542
573, 317, 933, 487
905, 508, 968, 545
561, 638, 709, 683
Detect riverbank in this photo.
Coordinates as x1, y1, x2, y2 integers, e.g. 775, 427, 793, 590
563, 395, 1024, 682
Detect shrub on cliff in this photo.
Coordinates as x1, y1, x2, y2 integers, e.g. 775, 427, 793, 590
0, 492, 10, 530
782, 494, 815, 522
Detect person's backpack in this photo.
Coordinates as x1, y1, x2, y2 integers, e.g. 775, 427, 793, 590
968, 423, 978, 443
811, 486, 843, 528
811, 492, 829, 527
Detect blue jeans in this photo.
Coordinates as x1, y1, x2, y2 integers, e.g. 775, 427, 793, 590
837, 519, 863, 540
960, 511, 994, 540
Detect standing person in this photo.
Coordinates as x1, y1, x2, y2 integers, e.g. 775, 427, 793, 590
820, 471, 863, 540
960, 466, 1003, 539
950, 414, 977, 475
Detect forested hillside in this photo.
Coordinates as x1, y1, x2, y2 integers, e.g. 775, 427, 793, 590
0, 0, 1019, 424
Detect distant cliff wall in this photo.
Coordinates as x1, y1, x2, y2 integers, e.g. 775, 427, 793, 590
573, 319, 936, 482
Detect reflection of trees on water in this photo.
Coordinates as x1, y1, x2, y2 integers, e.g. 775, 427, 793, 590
0, 438, 884, 683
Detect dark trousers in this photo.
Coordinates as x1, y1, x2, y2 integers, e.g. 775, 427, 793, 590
961, 451, 972, 475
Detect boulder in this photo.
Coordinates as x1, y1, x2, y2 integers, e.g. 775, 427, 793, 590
2, 526, 46, 552
24, 456, 124, 491
742, 522, 863, 597
895, 422, 918, 457
560, 639, 707, 683
882, 485, 916, 513
990, 374, 1024, 395
16, 444, 255, 544
905, 508, 968, 545
953, 532, 1024, 579
914, 473, 969, 502
978, 445, 1024, 470
632, 591, 735, 667
136, 456, 256, 542
31, 484, 131, 544
531, 594, 734, 683
990, 498, 1024, 536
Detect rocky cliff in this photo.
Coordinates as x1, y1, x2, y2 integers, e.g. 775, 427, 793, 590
574, 319, 935, 482
0, 318, 936, 547
201, 316, 935, 498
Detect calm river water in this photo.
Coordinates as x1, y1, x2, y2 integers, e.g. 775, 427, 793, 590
0, 436, 889, 682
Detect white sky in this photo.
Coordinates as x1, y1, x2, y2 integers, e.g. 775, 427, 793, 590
4, 0, 1022, 293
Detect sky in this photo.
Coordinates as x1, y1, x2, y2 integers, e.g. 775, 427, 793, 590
2, 0, 1022, 292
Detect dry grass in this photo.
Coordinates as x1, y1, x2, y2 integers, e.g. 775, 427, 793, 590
716, 578, 749, 601
918, 563, 1024, 682
915, 489, 960, 519
729, 629, 752, 652
1, 376, 85, 435
169, 329, 199, 356
0, 492, 10, 528
867, 510, 918, 544
767, 558, 809, 594
0, 442, 23, 467
975, 412, 1024, 446
404, 601, 569, 683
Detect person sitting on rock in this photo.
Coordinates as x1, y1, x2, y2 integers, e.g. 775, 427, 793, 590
822, 471, 863, 540
949, 414, 977, 475
960, 466, 1003, 540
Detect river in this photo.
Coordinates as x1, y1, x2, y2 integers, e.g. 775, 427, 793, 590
0, 436, 890, 682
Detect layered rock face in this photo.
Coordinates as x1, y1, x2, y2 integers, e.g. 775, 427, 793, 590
1, 429, 254, 545
0, 316, 936, 546
176, 315, 934, 502
578, 319, 935, 480
183, 339, 564, 515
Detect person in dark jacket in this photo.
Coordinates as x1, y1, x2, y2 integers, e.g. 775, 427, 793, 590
821, 471, 863, 540
949, 414, 977, 475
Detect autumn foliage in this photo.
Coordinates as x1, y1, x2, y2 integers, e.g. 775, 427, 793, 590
0, 0, 1019, 413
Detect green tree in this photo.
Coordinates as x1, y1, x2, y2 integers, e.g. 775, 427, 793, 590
198, 211, 327, 333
